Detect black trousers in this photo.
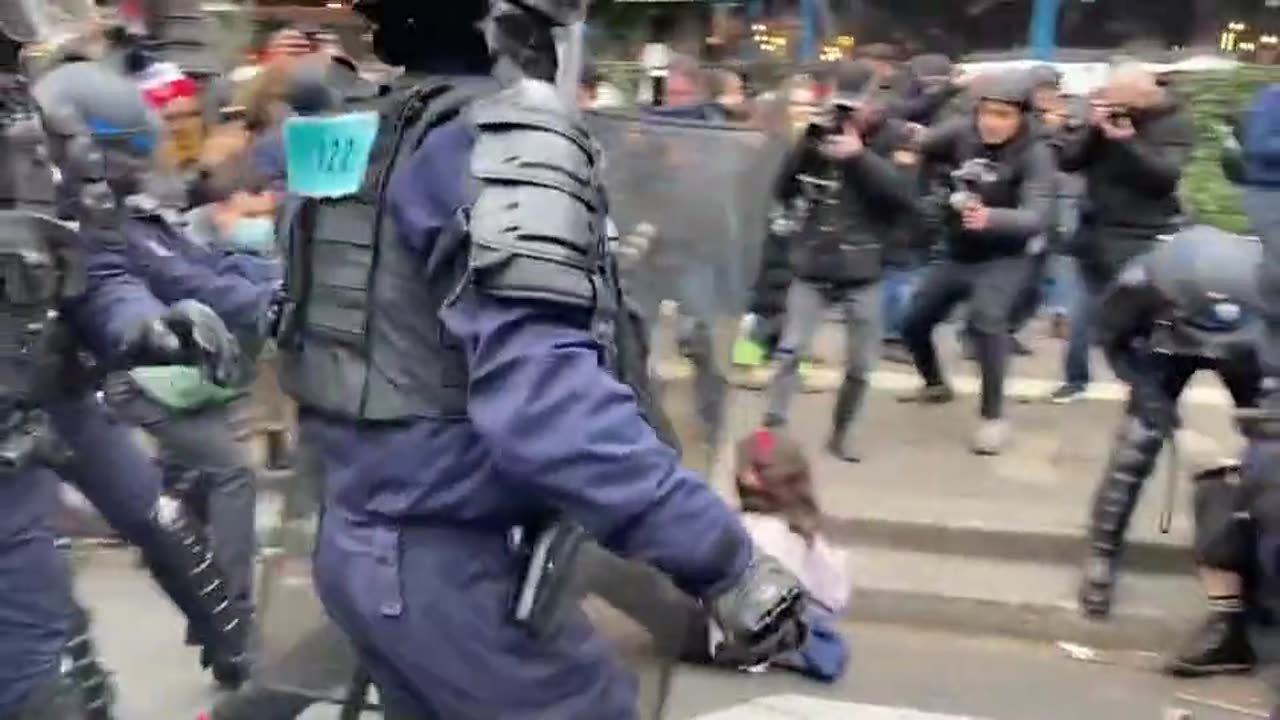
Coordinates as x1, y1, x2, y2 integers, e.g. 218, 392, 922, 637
1089, 352, 1262, 559
1008, 252, 1049, 333
902, 256, 1032, 419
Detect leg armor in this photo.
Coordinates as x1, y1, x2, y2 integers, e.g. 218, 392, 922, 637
1080, 415, 1165, 617
1193, 465, 1250, 573
9, 675, 87, 720
62, 600, 114, 720
136, 494, 249, 689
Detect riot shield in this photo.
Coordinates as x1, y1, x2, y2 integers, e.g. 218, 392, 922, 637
587, 110, 777, 474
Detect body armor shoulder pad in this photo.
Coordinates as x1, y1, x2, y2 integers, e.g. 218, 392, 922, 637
0, 210, 84, 302
467, 80, 605, 309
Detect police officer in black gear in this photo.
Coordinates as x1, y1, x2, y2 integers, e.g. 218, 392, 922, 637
900, 70, 1055, 455
27, 58, 251, 690
1080, 226, 1264, 624
264, 0, 807, 716
764, 59, 920, 462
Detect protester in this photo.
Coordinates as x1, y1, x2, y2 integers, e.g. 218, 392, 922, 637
681, 429, 850, 681
899, 70, 1055, 455
764, 60, 920, 463
1050, 63, 1195, 403
1004, 64, 1066, 355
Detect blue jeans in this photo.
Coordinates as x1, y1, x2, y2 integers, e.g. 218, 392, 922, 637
1063, 263, 1109, 388
881, 266, 921, 341
1244, 187, 1280, 375
1045, 254, 1081, 317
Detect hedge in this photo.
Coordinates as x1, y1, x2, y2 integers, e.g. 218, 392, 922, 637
1176, 67, 1275, 234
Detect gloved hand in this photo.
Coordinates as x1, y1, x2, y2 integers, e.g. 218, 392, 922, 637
119, 300, 240, 386
707, 552, 807, 667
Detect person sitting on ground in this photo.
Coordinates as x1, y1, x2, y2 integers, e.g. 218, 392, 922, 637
682, 429, 850, 682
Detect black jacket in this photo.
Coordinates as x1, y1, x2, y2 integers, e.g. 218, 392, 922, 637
1057, 97, 1194, 276
920, 116, 1056, 263
775, 118, 919, 283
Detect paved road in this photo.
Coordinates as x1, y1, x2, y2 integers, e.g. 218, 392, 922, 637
77, 549, 1268, 720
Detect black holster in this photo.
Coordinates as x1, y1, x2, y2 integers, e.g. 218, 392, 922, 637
509, 520, 589, 638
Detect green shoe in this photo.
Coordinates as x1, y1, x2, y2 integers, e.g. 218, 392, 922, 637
732, 339, 767, 368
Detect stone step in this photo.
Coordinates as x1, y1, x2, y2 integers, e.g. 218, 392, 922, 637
825, 513, 1193, 576
845, 544, 1201, 653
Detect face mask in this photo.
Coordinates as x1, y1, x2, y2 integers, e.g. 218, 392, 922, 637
226, 216, 276, 255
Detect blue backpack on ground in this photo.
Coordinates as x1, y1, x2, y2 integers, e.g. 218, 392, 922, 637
1244, 84, 1280, 187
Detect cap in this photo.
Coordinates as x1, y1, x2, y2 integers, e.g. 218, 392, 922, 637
1027, 63, 1062, 90
975, 69, 1033, 107
909, 53, 952, 79
832, 59, 876, 100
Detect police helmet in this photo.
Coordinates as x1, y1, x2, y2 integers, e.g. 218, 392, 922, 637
33, 61, 159, 158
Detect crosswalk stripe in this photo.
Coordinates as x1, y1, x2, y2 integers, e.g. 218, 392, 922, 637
691, 695, 985, 719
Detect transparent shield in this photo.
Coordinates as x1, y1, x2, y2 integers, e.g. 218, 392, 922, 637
587, 110, 781, 474
0, 0, 95, 44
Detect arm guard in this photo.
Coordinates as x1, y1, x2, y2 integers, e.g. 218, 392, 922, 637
467, 81, 605, 310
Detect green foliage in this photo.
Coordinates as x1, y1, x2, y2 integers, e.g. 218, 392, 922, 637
1176, 67, 1274, 233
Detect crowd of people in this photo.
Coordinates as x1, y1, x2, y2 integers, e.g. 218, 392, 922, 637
0, 1, 1277, 719
592, 31, 1280, 693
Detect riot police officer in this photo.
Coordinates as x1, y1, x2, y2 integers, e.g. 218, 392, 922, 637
270, 2, 808, 717
0, 138, 237, 720
1080, 226, 1264, 621
23, 56, 252, 692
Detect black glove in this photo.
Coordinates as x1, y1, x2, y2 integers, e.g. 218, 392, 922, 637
119, 300, 240, 386
707, 552, 807, 666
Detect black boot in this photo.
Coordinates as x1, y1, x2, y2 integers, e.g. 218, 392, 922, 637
1079, 552, 1119, 618
1163, 611, 1256, 677
64, 599, 116, 720
826, 378, 866, 463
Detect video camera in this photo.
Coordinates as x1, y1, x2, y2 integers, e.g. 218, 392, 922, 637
947, 158, 999, 212
808, 98, 859, 140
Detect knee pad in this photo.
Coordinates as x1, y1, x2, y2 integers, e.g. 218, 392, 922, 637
1109, 417, 1165, 478
1193, 465, 1250, 571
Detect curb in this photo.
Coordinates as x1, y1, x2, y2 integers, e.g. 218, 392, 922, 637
822, 515, 1194, 576
848, 586, 1188, 653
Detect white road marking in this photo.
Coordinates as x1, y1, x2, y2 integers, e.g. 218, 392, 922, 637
692, 695, 985, 719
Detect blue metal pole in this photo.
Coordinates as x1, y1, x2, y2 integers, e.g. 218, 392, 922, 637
1028, 0, 1062, 61
801, 0, 817, 61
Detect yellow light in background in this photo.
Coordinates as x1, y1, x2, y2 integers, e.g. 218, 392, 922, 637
836, 35, 856, 49
1260, 34, 1279, 46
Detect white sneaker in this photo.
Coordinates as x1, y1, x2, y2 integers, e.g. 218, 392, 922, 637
972, 419, 1010, 456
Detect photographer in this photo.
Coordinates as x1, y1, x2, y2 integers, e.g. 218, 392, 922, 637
762, 60, 920, 463
1056, 63, 1194, 382
899, 70, 1055, 455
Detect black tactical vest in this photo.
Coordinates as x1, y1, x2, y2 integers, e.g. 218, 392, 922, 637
277, 82, 484, 422
278, 81, 679, 449
0, 211, 85, 406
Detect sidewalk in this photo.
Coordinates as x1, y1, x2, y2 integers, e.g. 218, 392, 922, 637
699, 319, 1240, 652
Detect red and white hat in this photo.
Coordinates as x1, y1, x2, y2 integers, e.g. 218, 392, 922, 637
135, 61, 199, 109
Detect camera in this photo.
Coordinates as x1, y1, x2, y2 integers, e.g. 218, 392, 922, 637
948, 158, 999, 212
809, 99, 858, 140
1107, 107, 1132, 125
